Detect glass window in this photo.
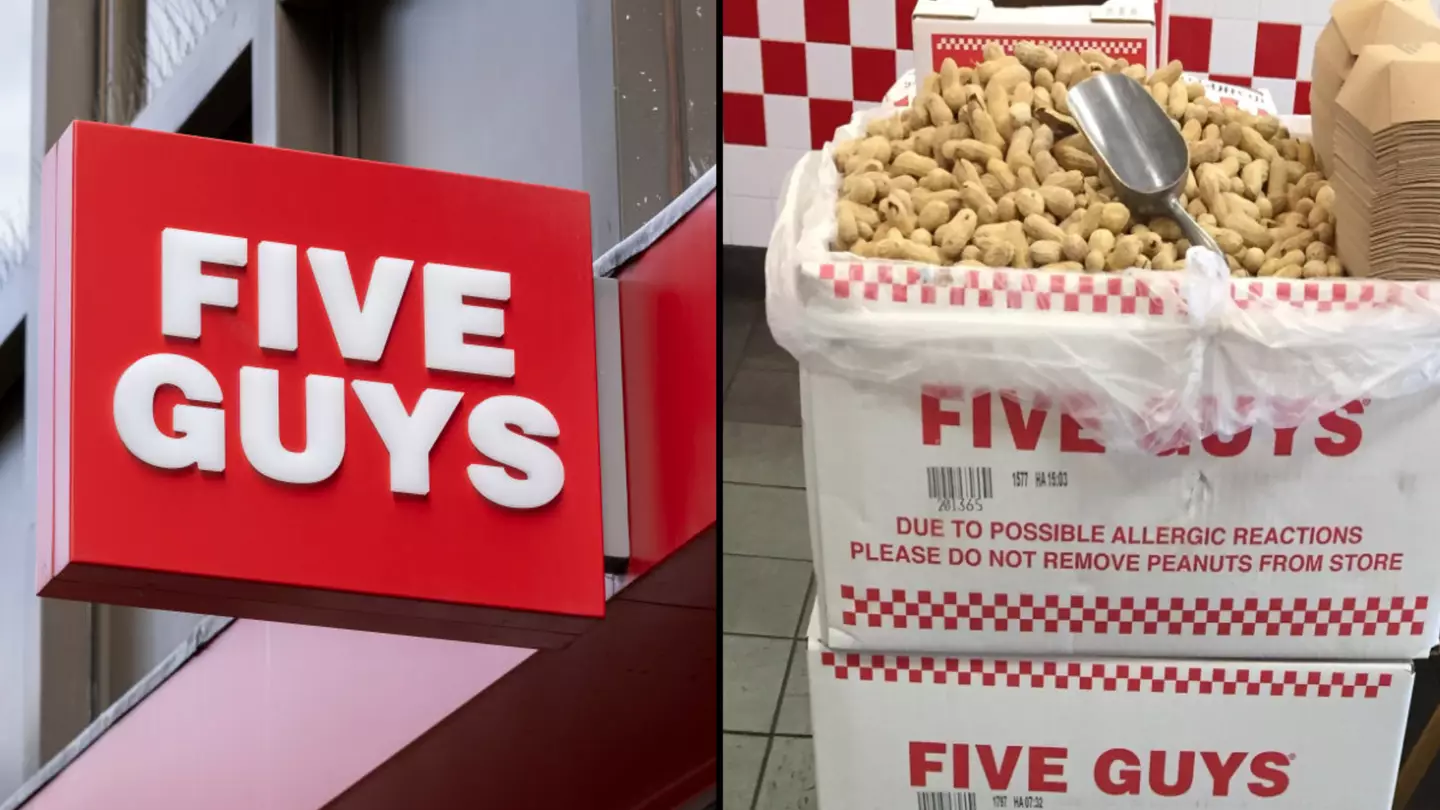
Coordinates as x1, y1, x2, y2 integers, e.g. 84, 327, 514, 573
145, 0, 228, 106
679, 0, 715, 184
612, 0, 716, 237
0, 0, 30, 284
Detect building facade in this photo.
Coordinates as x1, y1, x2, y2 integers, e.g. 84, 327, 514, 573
0, 1, 716, 806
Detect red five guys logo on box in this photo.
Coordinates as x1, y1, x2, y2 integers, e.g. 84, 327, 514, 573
37, 123, 604, 647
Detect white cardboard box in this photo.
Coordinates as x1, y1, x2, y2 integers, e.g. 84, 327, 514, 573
808, 610, 1413, 810
881, 69, 1273, 114
782, 109, 1440, 661
803, 362, 1440, 659
1183, 72, 1278, 116
870, 70, 1273, 149
912, 0, 1156, 79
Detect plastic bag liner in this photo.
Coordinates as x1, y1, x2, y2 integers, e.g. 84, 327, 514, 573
765, 98, 1440, 452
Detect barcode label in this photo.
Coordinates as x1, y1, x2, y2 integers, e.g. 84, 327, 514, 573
918, 792, 978, 810
927, 466, 993, 500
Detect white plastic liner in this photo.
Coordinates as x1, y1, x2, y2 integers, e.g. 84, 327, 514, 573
765, 81, 1440, 452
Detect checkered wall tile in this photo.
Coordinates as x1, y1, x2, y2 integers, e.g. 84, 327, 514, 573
723, 21, 913, 149
1164, 0, 1327, 117
722, 0, 1440, 246
724, 0, 924, 245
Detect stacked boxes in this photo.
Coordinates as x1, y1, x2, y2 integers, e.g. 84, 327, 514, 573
801, 350, 1429, 806
808, 610, 1414, 808
780, 10, 1431, 807
912, 0, 1157, 78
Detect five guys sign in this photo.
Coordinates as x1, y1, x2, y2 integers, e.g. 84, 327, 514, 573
37, 122, 604, 647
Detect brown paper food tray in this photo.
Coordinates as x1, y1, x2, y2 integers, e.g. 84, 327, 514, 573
1337, 43, 1440, 133
1331, 0, 1440, 52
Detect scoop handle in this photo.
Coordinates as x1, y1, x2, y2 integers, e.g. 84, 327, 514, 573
1165, 196, 1223, 258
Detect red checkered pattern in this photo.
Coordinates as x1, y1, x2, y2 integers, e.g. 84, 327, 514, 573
1231, 279, 1437, 312
817, 652, 1397, 697
814, 262, 1179, 316
722, 0, 1320, 151
1165, 9, 1319, 116
723, 0, 918, 151
928, 34, 1149, 74
838, 587, 1431, 639
805, 262, 1440, 317
725, 0, 1325, 246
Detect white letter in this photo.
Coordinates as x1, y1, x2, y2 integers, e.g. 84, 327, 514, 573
113, 353, 225, 471
424, 263, 513, 378
307, 248, 411, 362
352, 381, 463, 495
161, 228, 246, 339
467, 396, 563, 509
258, 241, 298, 351
239, 367, 345, 484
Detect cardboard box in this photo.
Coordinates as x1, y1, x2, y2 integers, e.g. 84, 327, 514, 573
798, 256, 1440, 659
1310, 0, 1440, 172
1181, 73, 1278, 116
912, 0, 1156, 79
808, 611, 1413, 809
877, 69, 1273, 116
803, 362, 1440, 659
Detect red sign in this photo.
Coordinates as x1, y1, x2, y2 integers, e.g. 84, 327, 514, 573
908, 742, 1290, 797
617, 193, 717, 575
37, 122, 604, 647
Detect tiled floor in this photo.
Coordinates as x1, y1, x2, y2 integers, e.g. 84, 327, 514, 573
722, 252, 819, 810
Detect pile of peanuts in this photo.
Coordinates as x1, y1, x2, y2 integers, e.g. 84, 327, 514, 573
832, 43, 1342, 278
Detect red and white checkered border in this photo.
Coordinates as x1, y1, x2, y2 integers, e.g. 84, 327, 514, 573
1227, 279, 1437, 312
805, 261, 1440, 316
811, 262, 1181, 316
817, 653, 1396, 698
934, 35, 1147, 55
838, 587, 1430, 638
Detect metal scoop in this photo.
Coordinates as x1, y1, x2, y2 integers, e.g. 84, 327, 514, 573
1066, 72, 1222, 257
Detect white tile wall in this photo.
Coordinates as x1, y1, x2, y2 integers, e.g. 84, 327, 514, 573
1297, 24, 1324, 82
725, 194, 781, 248
896, 49, 913, 80
1252, 76, 1296, 115
723, 36, 764, 93
763, 97, 812, 150
1259, 0, 1330, 25
1209, 18, 1260, 75
806, 43, 855, 100
758, 0, 806, 41
724, 135, 806, 245
1202, 0, 1258, 20
723, 142, 810, 247
1164, 0, 1212, 15
850, 0, 899, 49
725, 144, 809, 200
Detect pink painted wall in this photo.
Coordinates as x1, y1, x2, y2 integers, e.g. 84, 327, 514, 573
23, 620, 532, 810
